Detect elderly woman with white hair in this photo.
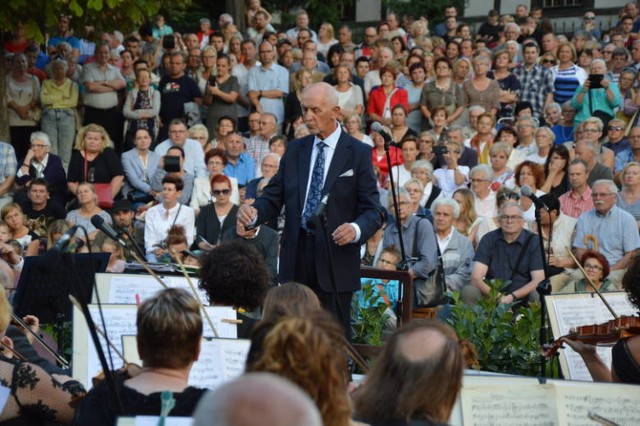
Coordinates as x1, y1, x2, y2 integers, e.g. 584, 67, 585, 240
571, 58, 621, 128
527, 126, 555, 164
15, 131, 67, 207
489, 142, 516, 189
40, 57, 78, 170
411, 160, 441, 209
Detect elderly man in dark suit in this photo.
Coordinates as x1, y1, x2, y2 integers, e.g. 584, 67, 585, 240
238, 82, 383, 334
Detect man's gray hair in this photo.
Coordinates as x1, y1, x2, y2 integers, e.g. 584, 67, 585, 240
262, 152, 281, 164
592, 179, 619, 194
411, 160, 434, 176
432, 197, 461, 219
470, 164, 493, 182
388, 187, 410, 209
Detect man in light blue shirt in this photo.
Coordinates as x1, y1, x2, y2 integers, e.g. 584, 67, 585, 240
248, 41, 289, 128
223, 132, 254, 186
154, 119, 207, 178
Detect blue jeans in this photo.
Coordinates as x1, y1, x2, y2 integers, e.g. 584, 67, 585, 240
41, 108, 76, 170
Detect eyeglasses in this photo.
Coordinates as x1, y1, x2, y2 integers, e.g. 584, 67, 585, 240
608, 126, 624, 131
542, 59, 557, 65
584, 17, 595, 21
211, 189, 231, 195
499, 193, 521, 201
499, 214, 523, 221
208, 161, 224, 166
584, 263, 603, 271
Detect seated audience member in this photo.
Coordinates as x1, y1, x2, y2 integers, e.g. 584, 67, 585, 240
65, 182, 113, 241
144, 176, 195, 262
603, 118, 629, 155
514, 160, 546, 222
559, 250, 614, 293
0, 284, 85, 424
433, 141, 469, 198
76, 288, 206, 424
574, 139, 614, 187
246, 312, 352, 426
452, 188, 482, 239
383, 189, 437, 288
15, 132, 67, 208
190, 148, 240, 213
616, 161, 640, 226
548, 254, 640, 383
67, 124, 124, 203
470, 187, 522, 247
558, 159, 594, 218
121, 128, 161, 207
101, 237, 126, 272
199, 240, 269, 337
354, 245, 402, 328
410, 160, 440, 209
404, 179, 429, 218
530, 194, 578, 291
221, 220, 278, 287
192, 373, 322, 426
353, 320, 466, 426
268, 134, 288, 157
489, 142, 516, 189
194, 175, 238, 249
245, 153, 280, 203
470, 164, 497, 219
432, 198, 474, 292
463, 202, 544, 305
17, 178, 66, 237
150, 145, 194, 205
223, 132, 255, 187
573, 179, 640, 288
166, 225, 200, 266
110, 199, 145, 262
2, 203, 40, 256
154, 119, 208, 179
541, 144, 571, 199
614, 127, 640, 180
445, 125, 479, 169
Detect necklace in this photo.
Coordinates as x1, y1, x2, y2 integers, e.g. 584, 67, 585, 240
435, 78, 450, 91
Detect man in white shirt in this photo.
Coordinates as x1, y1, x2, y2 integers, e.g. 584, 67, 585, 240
232, 39, 259, 133
144, 175, 195, 262
154, 119, 207, 178
470, 165, 497, 218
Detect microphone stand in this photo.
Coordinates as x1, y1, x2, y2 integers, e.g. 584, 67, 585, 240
383, 135, 406, 325
534, 207, 552, 378
119, 228, 146, 261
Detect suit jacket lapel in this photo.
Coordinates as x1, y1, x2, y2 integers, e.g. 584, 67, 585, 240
323, 133, 351, 195
298, 135, 314, 210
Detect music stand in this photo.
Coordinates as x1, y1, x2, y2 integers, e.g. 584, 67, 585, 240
12, 253, 109, 324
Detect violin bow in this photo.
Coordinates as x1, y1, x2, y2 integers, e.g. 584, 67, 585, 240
566, 247, 619, 319
10, 313, 70, 367
170, 248, 219, 339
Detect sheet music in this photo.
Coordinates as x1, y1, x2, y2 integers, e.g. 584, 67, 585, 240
461, 384, 558, 425
122, 335, 250, 390
73, 304, 238, 389
104, 274, 209, 304
548, 293, 636, 381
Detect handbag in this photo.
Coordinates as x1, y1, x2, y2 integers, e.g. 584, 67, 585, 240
127, 189, 153, 204
84, 152, 113, 209
411, 218, 447, 307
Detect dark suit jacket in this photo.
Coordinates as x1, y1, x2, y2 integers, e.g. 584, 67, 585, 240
194, 203, 239, 247
15, 153, 67, 207
253, 129, 383, 293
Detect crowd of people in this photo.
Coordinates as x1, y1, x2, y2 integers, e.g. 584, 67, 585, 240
3, 1, 640, 422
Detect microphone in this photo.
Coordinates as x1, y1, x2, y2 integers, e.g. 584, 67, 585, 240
52, 225, 80, 253
370, 122, 401, 148
520, 185, 549, 211
91, 215, 128, 247
315, 194, 329, 219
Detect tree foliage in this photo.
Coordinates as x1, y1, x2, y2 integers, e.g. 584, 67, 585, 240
387, 0, 466, 25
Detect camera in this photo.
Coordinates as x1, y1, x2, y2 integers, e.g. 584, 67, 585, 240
433, 145, 449, 155
208, 74, 216, 86
588, 74, 603, 89
164, 155, 181, 173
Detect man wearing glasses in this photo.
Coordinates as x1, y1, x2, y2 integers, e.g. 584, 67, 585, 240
573, 179, 640, 287
463, 202, 544, 305
582, 12, 601, 41
603, 118, 630, 155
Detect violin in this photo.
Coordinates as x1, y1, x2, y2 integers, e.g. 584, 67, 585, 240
542, 316, 640, 357
541, 246, 640, 357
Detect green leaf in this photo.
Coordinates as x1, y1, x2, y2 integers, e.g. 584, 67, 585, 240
69, 0, 84, 16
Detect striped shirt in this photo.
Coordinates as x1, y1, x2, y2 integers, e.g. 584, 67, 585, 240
553, 65, 586, 104
559, 187, 594, 219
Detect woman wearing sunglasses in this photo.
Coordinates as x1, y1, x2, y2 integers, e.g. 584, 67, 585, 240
195, 174, 238, 250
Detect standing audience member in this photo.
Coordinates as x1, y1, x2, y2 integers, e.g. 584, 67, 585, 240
155, 120, 207, 179
122, 69, 160, 151
82, 43, 126, 153
248, 41, 289, 129
204, 54, 240, 138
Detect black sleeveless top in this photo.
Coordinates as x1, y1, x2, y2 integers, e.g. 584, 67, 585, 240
612, 338, 640, 384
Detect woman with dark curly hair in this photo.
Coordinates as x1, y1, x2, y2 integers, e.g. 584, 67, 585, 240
246, 312, 353, 426
199, 240, 269, 337
561, 250, 614, 293
541, 144, 570, 199
550, 254, 640, 383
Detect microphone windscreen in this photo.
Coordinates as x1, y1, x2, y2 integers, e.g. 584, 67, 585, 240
90, 214, 105, 229
520, 185, 533, 197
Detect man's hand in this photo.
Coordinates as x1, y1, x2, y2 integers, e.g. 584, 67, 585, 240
21, 315, 40, 344
332, 223, 356, 246
238, 204, 258, 227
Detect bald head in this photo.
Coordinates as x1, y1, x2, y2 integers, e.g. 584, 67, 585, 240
302, 82, 338, 107
193, 373, 322, 426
